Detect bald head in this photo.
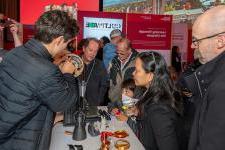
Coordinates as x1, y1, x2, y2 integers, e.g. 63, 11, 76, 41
193, 5, 225, 37
192, 6, 225, 64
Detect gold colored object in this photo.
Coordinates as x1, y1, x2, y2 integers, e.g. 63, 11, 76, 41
122, 106, 128, 110
64, 131, 73, 135
66, 54, 84, 77
100, 142, 110, 150
115, 139, 130, 150
114, 130, 129, 138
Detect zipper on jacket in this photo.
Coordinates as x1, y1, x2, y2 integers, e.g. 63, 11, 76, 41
194, 72, 203, 98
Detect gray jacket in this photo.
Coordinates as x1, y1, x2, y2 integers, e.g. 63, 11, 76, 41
108, 50, 138, 102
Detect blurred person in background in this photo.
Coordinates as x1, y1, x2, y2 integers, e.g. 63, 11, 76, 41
171, 45, 182, 75
103, 29, 122, 70
97, 36, 110, 60
0, 13, 22, 61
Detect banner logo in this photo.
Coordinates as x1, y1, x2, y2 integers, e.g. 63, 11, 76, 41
85, 22, 121, 29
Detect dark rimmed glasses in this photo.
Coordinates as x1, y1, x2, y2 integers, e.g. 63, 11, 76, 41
192, 31, 225, 47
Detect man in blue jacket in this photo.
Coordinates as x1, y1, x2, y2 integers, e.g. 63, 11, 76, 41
0, 10, 79, 150
103, 29, 122, 70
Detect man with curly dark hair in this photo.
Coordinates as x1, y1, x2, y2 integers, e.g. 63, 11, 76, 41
0, 10, 79, 150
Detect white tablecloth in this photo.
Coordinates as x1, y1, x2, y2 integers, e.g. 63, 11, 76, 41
49, 116, 145, 150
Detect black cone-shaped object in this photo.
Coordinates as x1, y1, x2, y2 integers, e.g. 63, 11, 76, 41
72, 111, 87, 141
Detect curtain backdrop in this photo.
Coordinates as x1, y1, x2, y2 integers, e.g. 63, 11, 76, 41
0, 0, 19, 21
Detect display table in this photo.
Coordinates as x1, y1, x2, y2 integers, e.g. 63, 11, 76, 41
49, 114, 145, 150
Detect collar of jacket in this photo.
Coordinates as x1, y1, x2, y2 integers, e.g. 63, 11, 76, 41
110, 50, 138, 85
24, 38, 53, 61
82, 57, 96, 67
113, 50, 138, 71
194, 50, 225, 97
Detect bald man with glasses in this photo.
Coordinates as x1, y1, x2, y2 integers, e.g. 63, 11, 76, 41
188, 5, 225, 150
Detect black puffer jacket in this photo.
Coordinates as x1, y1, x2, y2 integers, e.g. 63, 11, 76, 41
188, 51, 225, 150
0, 39, 78, 150
139, 103, 180, 150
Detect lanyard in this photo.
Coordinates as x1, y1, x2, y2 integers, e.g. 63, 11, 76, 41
82, 59, 95, 85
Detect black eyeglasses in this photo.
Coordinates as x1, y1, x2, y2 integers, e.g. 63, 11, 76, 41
192, 31, 225, 46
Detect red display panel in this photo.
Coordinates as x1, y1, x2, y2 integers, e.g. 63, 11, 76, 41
20, 0, 99, 24
126, 14, 172, 50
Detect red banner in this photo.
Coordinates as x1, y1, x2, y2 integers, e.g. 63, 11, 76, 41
20, 0, 99, 24
23, 25, 35, 43
126, 14, 172, 50
0, 30, 3, 49
172, 23, 188, 62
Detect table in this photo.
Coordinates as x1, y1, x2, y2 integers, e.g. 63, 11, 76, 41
49, 115, 145, 150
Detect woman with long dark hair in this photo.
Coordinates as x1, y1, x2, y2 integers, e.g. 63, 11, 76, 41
133, 51, 182, 150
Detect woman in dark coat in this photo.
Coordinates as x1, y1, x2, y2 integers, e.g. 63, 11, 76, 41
172, 46, 182, 74
133, 51, 183, 150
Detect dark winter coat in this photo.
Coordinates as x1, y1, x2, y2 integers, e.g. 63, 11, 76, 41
188, 51, 225, 150
0, 39, 79, 150
138, 103, 179, 150
78, 58, 108, 106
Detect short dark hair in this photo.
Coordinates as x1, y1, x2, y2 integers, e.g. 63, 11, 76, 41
121, 79, 136, 92
34, 10, 79, 44
100, 36, 110, 46
77, 39, 87, 50
82, 38, 99, 48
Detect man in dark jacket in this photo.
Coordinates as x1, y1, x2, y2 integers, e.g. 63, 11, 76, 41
188, 6, 225, 150
0, 10, 79, 150
108, 38, 138, 102
79, 38, 108, 106
176, 58, 202, 150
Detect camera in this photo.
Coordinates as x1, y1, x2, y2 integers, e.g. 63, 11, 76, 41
0, 18, 13, 28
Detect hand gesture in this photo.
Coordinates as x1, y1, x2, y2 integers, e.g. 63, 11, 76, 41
53, 50, 71, 65
116, 114, 128, 122
8, 19, 19, 35
59, 59, 76, 74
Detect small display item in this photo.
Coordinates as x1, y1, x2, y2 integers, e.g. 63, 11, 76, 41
64, 130, 73, 135
114, 109, 121, 116
67, 53, 84, 77
100, 131, 112, 150
100, 142, 110, 150
113, 130, 129, 138
115, 139, 130, 150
